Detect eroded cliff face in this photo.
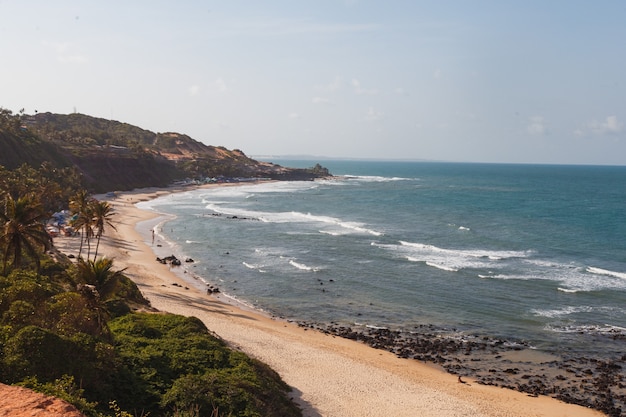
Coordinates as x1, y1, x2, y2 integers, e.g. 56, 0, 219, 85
0, 383, 85, 417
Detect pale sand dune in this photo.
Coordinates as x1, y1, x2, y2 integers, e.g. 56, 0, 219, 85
54, 185, 604, 417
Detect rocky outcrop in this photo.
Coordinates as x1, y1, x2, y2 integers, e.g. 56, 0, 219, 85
0, 383, 85, 417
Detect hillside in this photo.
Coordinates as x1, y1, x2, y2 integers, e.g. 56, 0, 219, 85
0, 110, 70, 170
0, 110, 329, 192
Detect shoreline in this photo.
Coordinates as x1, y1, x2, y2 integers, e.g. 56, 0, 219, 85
55, 182, 606, 417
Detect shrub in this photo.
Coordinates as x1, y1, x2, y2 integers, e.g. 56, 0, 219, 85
109, 313, 302, 417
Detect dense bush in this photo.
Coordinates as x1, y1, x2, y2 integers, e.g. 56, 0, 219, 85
109, 313, 302, 417
0, 256, 302, 416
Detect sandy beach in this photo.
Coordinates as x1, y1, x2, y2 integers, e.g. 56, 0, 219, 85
53, 184, 605, 417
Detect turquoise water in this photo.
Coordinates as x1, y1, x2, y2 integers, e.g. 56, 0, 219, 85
138, 161, 626, 358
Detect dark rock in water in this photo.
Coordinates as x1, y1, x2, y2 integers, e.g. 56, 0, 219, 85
185, 258, 194, 263
157, 255, 181, 266
303, 321, 626, 416
206, 286, 220, 294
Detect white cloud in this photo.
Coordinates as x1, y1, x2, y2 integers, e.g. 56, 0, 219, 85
288, 112, 299, 119
43, 40, 87, 64
215, 121, 230, 130
366, 107, 383, 121
58, 54, 87, 64
216, 18, 379, 38
527, 116, 546, 135
215, 78, 228, 92
588, 115, 623, 135
351, 78, 378, 95
317, 76, 342, 93
312, 97, 330, 104
188, 85, 200, 96
575, 115, 624, 136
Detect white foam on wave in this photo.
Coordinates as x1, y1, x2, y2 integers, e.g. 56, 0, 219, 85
482, 262, 626, 292
425, 261, 458, 272
204, 203, 264, 220
389, 240, 530, 272
204, 181, 313, 198
383, 240, 626, 293
545, 323, 626, 336
531, 305, 595, 318
587, 266, 626, 280
319, 230, 343, 236
289, 259, 320, 272
204, 202, 383, 236
533, 262, 626, 292
557, 287, 580, 293
398, 240, 528, 260
344, 174, 415, 183
406, 256, 459, 272
292, 212, 383, 236
243, 261, 267, 273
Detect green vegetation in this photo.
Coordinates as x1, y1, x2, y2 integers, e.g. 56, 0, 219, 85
1, 108, 330, 193
0, 155, 302, 416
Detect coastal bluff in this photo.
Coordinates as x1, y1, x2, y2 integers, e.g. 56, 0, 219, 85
0, 383, 85, 417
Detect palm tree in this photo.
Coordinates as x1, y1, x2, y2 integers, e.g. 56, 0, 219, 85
91, 200, 117, 261
76, 257, 126, 337
0, 194, 52, 275
76, 257, 126, 301
69, 190, 94, 259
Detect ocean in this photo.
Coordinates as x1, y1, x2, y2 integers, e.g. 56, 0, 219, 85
136, 161, 626, 360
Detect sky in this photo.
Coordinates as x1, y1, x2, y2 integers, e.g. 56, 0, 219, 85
1, 1, 625, 165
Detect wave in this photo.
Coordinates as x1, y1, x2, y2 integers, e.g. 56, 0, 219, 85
545, 323, 626, 337
386, 240, 529, 271
587, 266, 626, 280
557, 287, 580, 293
406, 256, 459, 272
344, 174, 415, 182
425, 261, 458, 272
380, 240, 626, 293
319, 230, 343, 236
289, 259, 320, 272
531, 305, 596, 318
204, 203, 383, 236
480, 265, 626, 292
291, 212, 383, 236
398, 241, 529, 260
243, 261, 267, 273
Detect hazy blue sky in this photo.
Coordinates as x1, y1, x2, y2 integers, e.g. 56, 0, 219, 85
1, 1, 625, 164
